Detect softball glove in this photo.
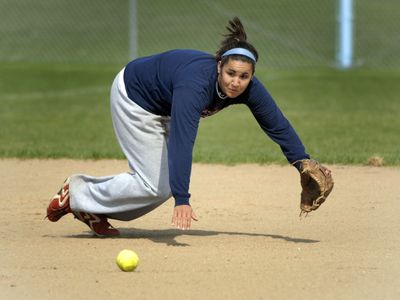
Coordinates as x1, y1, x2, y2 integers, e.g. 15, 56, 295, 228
295, 159, 334, 215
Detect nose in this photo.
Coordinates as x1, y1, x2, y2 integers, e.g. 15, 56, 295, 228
231, 77, 240, 88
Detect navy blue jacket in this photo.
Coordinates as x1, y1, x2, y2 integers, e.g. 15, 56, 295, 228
123, 49, 309, 206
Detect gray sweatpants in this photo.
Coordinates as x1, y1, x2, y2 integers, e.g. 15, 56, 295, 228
69, 68, 172, 221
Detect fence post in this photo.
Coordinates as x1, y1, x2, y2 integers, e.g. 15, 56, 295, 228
129, 0, 138, 60
336, 0, 354, 68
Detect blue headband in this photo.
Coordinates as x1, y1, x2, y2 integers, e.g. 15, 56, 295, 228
221, 48, 256, 62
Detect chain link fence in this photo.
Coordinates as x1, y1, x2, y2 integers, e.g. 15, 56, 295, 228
1, 0, 399, 69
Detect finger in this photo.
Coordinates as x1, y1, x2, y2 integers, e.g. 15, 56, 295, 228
191, 211, 199, 221
186, 216, 191, 230
177, 212, 183, 230
187, 209, 194, 229
181, 217, 187, 230
174, 214, 180, 229
180, 211, 188, 230
172, 209, 182, 228
321, 166, 331, 176
180, 217, 186, 230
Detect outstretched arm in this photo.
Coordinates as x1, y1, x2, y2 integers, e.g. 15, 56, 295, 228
168, 84, 208, 229
246, 78, 309, 164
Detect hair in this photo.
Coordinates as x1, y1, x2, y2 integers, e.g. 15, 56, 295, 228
215, 17, 259, 73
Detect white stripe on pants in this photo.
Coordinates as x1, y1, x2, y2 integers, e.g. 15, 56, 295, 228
69, 68, 172, 221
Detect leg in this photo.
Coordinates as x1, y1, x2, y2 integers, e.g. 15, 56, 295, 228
47, 68, 171, 236
69, 68, 172, 221
47, 177, 120, 237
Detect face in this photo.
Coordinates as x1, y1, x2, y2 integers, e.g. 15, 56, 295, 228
217, 59, 253, 98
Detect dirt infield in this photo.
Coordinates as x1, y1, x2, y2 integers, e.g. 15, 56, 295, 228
0, 159, 399, 300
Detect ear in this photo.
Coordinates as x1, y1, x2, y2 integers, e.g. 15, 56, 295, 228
217, 61, 222, 74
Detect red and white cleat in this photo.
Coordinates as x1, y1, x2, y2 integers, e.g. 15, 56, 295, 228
73, 212, 120, 237
47, 178, 72, 222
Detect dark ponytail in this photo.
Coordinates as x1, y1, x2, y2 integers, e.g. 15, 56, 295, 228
216, 17, 258, 72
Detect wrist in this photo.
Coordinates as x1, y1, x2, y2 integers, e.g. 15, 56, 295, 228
174, 197, 190, 206
292, 160, 303, 172
292, 157, 310, 172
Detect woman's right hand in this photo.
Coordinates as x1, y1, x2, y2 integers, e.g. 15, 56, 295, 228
171, 205, 198, 230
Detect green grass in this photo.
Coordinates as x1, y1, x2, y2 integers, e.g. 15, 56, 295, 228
0, 0, 128, 64
1, 62, 399, 165
0, 62, 122, 158
3, 0, 399, 69
1, 0, 399, 165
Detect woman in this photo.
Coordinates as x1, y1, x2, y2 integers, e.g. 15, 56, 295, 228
47, 17, 312, 236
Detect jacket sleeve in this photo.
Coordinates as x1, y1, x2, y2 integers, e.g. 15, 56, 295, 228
168, 84, 207, 206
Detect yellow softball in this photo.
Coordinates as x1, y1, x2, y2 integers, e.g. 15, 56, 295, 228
116, 249, 139, 272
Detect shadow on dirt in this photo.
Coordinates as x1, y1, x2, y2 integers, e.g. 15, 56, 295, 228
53, 228, 319, 246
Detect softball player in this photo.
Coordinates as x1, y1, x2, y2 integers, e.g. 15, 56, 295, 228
47, 17, 310, 236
